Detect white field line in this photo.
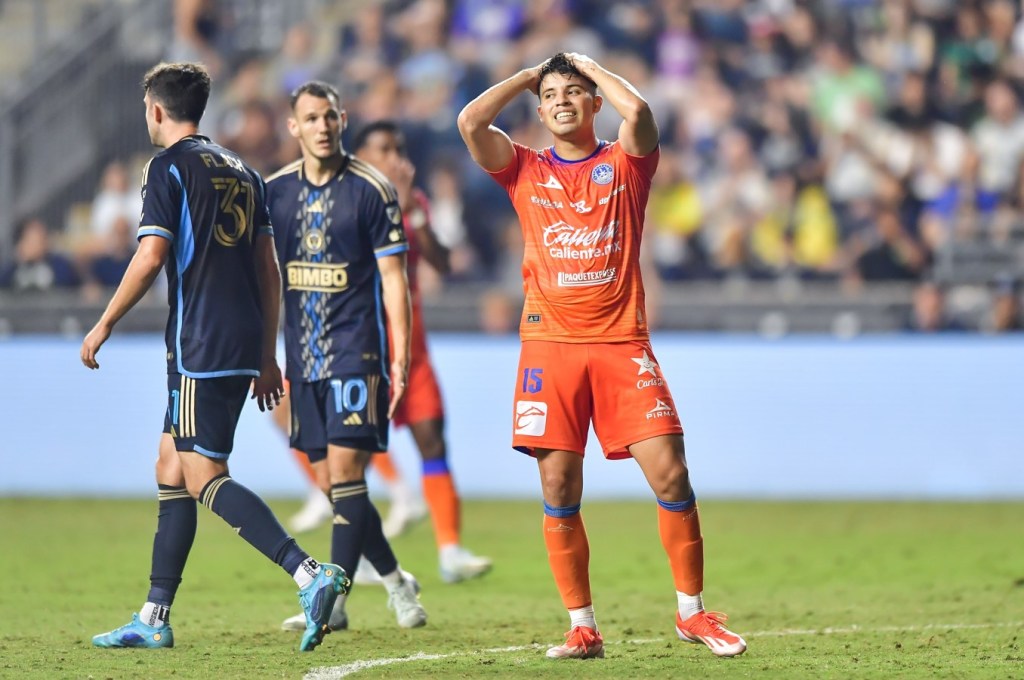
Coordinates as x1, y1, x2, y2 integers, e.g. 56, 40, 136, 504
304, 620, 1024, 680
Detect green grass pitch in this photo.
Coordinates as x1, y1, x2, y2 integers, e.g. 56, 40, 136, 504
0, 498, 1021, 679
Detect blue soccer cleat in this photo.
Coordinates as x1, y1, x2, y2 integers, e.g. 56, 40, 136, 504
297, 562, 349, 651
92, 613, 174, 649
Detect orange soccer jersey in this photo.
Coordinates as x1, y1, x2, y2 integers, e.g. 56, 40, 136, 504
488, 141, 658, 343
490, 141, 681, 457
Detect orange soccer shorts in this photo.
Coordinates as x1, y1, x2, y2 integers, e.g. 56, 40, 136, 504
511, 339, 683, 459
391, 300, 445, 428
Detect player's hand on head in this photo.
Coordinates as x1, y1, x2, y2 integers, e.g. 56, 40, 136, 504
387, 361, 408, 420
80, 322, 112, 370
252, 361, 284, 412
564, 52, 596, 71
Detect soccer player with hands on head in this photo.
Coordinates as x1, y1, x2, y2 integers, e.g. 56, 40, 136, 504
82, 61, 346, 653
458, 52, 746, 660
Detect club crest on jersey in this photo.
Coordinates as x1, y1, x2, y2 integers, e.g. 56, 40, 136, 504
303, 229, 325, 254
386, 205, 402, 224
591, 163, 614, 185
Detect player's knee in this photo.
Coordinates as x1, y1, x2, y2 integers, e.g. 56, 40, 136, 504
418, 436, 446, 461
652, 463, 691, 501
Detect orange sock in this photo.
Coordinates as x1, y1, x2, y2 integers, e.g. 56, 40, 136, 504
371, 451, 401, 484
657, 502, 704, 595
291, 448, 318, 486
422, 469, 460, 547
543, 511, 592, 609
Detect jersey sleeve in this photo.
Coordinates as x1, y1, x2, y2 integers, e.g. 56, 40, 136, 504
618, 143, 660, 182
485, 142, 532, 194
366, 186, 409, 259
252, 172, 274, 237
137, 157, 182, 242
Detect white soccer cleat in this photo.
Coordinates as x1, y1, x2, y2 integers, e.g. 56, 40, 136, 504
382, 495, 428, 538
439, 546, 493, 583
352, 556, 383, 585
282, 596, 348, 632
289, 489, 333, 534
386, 576, 427, 628
675, 610, 747, 657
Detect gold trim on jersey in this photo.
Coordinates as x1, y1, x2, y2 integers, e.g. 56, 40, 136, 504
348, 158, 398, 203
141, 158, 154, 187
265, 158, 303, 183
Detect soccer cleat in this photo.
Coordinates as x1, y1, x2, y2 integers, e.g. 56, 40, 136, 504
352, 555, 382, 586
381, 495, 428, 538
439, 546, 493, 583
297, 563, 350, 651
675, 610, 747, 657
545, 625, 604, 659
386, 576, 427, 628
92, 613, 174, 649
282, 597, 348, 632
289, 489, 334, 533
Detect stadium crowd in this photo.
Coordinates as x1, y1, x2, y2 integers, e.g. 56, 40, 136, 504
2, 0, 1022, 332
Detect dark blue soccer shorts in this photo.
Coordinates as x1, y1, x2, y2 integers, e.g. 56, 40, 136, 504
289, 374, 390, 462
163, 373, 251, 459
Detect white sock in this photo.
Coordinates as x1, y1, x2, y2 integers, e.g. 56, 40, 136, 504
379, 567, 404, 589
568, 604, 597, 631
677, 591, 704, 620
139, 602, 169, 628
439, 544, 461, 562
293, 557, 320, 589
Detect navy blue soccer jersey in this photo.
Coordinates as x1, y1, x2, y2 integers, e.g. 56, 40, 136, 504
266, 154, 409, 383
138, 134, 273, 377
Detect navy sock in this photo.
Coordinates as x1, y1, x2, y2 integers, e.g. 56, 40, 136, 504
330, 481, 374, 579
199, 474, 309, 576
147, 485, 197, 607
361, 501, 399, 577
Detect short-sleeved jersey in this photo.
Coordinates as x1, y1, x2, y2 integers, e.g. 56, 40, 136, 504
488, 141, 659, 343
138, 134, 273, 377
266, 154, 408, 383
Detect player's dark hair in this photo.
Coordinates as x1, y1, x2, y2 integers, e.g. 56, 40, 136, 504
290, 81, 341, 110
142, 62, 211, 124
536, 53, 597, 97
351, 120, 405, 154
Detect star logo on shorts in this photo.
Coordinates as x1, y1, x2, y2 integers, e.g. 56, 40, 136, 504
631, 350, 659, 376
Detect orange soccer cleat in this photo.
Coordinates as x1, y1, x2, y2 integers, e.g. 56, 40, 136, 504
675, 610, 747, 657
545, 625, 605, 659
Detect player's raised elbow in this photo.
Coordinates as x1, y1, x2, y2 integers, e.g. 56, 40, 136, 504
456, 107, 478, 137
621, 98, 654, 125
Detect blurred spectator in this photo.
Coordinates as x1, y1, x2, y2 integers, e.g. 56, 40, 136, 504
853, 207, 927, 282
88, 160, 143, 250
970, 78, 1024, 209
87, 216, 137, 288
0, 218, 81, 292
985, 274, 1022, 332
906, 279, 965, 332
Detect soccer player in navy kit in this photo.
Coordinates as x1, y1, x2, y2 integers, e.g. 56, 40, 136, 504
81, 62, 346, 652
267, 81, 426, 631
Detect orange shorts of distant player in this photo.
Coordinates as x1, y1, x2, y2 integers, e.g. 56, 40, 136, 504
390, 306, 444, 428
511, 339, 683, 459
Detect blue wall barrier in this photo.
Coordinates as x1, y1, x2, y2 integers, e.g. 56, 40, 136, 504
2, 334, 1021, 499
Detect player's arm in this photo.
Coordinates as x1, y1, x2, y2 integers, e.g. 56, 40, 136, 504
378, 252, 411, 419
457, 64, 544, 172
80, 235, 169, 369
566, 52, 658, 156
251, 231, 284, 411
